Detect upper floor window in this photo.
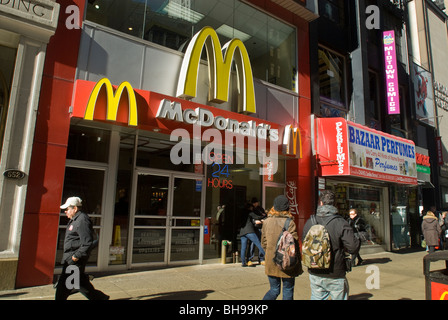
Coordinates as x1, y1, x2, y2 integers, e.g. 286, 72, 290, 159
86, 0, 298, 92
318, 46, 347, 117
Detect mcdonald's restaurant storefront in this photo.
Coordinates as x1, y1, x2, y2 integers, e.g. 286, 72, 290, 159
59, 76, 300, 272
12, 0, 316, 287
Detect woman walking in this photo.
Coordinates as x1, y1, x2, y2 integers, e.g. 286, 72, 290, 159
422, 211, 442, 253
261, 195, 302, 300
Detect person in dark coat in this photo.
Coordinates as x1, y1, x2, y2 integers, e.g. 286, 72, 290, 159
55, 197, 109, 300
239, 203, 265, 267
261, 195, 302, 300
422, 211, 442, 253
302, 190, 359, 300
347, 208, 365, 266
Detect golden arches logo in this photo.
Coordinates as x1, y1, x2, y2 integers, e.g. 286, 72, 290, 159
84, 78, 138, 126
283, 125, 302, 158
177, 26, 256, 114
440, 291, 448, 300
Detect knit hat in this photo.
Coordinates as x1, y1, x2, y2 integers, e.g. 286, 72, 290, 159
273, 195, 289, 211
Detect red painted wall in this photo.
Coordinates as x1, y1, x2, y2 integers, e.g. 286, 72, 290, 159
246, 0, 314, 240
16, 0, 85, 288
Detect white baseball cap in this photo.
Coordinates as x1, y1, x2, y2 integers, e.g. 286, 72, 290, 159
60, 197, 82, 209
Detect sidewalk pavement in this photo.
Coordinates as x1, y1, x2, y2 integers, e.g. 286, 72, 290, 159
0, 249, 444, 300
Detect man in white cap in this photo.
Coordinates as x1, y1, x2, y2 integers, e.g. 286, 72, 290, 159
55, 197, 109, 300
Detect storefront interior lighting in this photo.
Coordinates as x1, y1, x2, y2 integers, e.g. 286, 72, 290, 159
216, 24, 251, 42
160, 2, 204, 24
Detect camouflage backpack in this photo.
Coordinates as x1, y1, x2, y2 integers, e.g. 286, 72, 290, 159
301, 215, 337, 269
273, 218, 299, 271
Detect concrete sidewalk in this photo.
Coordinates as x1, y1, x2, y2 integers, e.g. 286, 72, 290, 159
0, 249, 444, 300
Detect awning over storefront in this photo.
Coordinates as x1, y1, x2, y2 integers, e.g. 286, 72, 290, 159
315, 117, 418, 185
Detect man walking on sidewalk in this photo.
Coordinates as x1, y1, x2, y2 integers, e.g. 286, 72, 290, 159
55, 196, 109, 300
302, 190, 359, 300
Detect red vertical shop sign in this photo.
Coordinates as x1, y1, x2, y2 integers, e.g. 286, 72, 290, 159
316, 117, 350, 176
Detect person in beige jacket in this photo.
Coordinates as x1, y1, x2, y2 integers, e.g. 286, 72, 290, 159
261, 195, 302, 300
422, 211, 442, 253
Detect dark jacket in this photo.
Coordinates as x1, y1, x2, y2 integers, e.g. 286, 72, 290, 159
62, 211, 95, 264
240, 210, 260, 236
302, 205, 359, 278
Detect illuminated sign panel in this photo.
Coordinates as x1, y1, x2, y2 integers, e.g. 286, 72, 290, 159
176, 26, 256, 114
383, 30, 400, 115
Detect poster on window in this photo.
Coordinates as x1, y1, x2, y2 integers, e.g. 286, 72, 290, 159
413, 63, 435, 127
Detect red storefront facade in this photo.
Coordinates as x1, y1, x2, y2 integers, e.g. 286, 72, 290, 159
15, 0, 317, 288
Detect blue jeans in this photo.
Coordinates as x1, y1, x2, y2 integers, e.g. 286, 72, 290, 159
240, 233, 265, 265
263, 276, 295, 300
309, 274, 349, 300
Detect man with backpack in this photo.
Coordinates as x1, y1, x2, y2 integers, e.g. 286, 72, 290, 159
302, 190, 359, 300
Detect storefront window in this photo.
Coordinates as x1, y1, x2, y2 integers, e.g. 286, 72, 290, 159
326, 180, 386, 249
136, 134, 197, 172
204, 148, 285, 259
110, 133, 134, 265
86, 0, 297, 91
66, 125, 110, 163
390, 186, 418, 249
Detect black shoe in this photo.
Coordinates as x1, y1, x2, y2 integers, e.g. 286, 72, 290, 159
356, 259, 364, 266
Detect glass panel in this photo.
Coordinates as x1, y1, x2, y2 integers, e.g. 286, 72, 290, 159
265, 186, 285, 211
318, 47, 346, 109
66, 125, 110, 163
55, 167, 105, 267
170, 229, 200, 261
135, 174, 169, 216
86, 0, 297, 91
172, 177, 201, 217
132, 228, 165, 263
326, 181, 386, 249
110, 133, 134, 265
136, 135, 196, 172
390, 185, 417, 250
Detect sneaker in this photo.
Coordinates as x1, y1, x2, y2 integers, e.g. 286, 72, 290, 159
260, 261, 265, 266
247, 261, 255, 267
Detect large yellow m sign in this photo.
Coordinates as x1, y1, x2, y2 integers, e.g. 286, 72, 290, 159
84, 78, 138, 126
177, 26, 256, 114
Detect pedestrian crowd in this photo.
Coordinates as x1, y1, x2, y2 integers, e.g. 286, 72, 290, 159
57, 191, 447, 301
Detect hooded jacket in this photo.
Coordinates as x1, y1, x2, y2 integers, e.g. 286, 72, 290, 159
422, 212, 442, 247
302, 205, 359, 278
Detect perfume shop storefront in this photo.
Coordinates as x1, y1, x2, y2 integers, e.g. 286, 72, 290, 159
316, 118, 419, 253
56, 80, 296, 272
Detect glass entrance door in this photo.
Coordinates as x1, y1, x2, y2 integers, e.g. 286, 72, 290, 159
129, 169, 203, 266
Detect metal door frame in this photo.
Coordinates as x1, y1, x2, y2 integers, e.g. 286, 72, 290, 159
128, 167, 205, 268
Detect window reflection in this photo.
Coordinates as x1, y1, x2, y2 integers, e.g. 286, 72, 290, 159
86, 0, 297, 91
318, 47, 347, 114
